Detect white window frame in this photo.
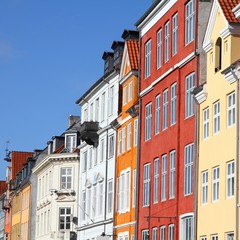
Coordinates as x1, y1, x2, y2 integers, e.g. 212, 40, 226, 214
100, 138, 105, 162
212, 166, 219, 202
203, 107, 209, 139
123, 86, 128, 105
59, 207, 71, 230
134, 118, 138, 146
60, 167, 72, 190
211, 235, 218, 240
145, 103, 152, 141
101, 92, 105, 122
142, 230, 149, 240
98, 182, 104, 216
172, 13, 178, 56
185, 0, 194, 45
145, 40, 151, 79
161, 154, 167, 201
227, 161, 234, 198
213, 101, 220, 134
127, 123, 132, 150
180, 214, 193, 240
154, 158, 159, 203
160, 226, 166, 240
143, 163, 150, 207
184, 143, 194, 195
168, 224, 174, 240
122, 126, 126, 153
185, 73, 195, 118
226, 232, 234, 240
202, 171, 208, 204
128, 81, 133, 102
171, 83, 177, 125
132, 169, 136, 207
108, 85, 114, 116
164, 21, 170, 63
118, 130, 122, 156
163, 89, 168, 130
169, 150, 176, 199
82, 191, 86, 221
152, 227, 158, 240
157, 28, 163, 69
82, 151, 87, 172
108, 134, 115, 158
228, 92, 235, 127
65, 133, 77, 153
95, 98, 99, 121
155, 94, 161, 134
107, 179, 113, 213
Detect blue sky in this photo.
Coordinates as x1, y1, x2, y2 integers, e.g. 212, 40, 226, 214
0, 1, 151, 180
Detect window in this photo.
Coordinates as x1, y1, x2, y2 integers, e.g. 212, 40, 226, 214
181, 215, 193, 240
202, 171, 208, 204
82, 191, 86, 221
157, 28, 163, 68
93, 185, 97, 217
227, 161, 234, 197
133, 169, 136, 207
200, 236, 207, 240
134, 118, 138, 146
155, 94, 161, 134
65, 134, 76, 152
213, 101, 220, 134
84, 108, 88, 122
101, 92, 105, 122
184, 144, 194, 195
154, 158, 159, 203
142, 230, 149, 240
83, 151, 87, 172
215, 38, 222, 72
228, 92, 235, 127
60, 168, 72, 190
212, 167, 219, 201
118, 130, 122, 156
99, 183, 104, 215
226, 233, 234, 240
108, 86, 114, 116
163, 89, 168, 130
59, 208, 71, 230
127, 123, 132, 150
169, 150, 176, 199
90, 103, 94, 121
211, 235, 218, 240
122, 127, 126, 153
172, 13, 178, 55
203, 107, 209, 139
185, 0, 194, 44
87, 188, 91, 217
128, 81, 133, 101
89, 147, 93, 169
145, 103, 152, 141
185, 73, 195, 118
108, 134, 114, 158
161, 155, 167, 201
171, 83, 177, 125
95, 98, 99, 121
143, 164, 151, 206
164, 21, 170, 62
94, 148, 98, 166
169, 224, 174, 240
100, 138, 105, 162
145, 40, 152, 78
123, 86, 128, 105
160, 226, 166, 240
152, 227, 158, 240
107, 180, 113, 213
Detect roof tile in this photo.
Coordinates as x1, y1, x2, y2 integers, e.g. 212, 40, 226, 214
126, 39, 139, 70
218, 0, 240, 23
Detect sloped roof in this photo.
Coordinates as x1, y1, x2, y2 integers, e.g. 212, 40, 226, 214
218, 0, 240, 23
126, 39, 139, 70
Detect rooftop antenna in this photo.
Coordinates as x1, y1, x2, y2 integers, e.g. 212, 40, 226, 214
4, 140, 11, 162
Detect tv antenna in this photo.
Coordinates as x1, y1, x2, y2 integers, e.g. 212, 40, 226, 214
4, 140, 11, 162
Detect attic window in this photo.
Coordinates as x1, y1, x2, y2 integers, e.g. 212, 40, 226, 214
104, 59, 109, 74
114, 47, 120, 66
65, 133, 77, 153
215, 37, 222, 72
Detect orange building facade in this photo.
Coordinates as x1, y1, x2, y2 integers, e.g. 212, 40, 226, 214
113, 30, 139, 240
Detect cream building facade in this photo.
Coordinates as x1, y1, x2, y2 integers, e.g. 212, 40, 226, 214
195, 0, 240, 239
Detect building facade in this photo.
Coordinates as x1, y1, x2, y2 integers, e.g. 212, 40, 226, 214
113, 30, 139, 240
76, 42, 123, 240
196, 0, 240, 239
135, 0, 211, 239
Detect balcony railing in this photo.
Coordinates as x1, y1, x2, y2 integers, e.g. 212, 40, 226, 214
79, 121, 99, 147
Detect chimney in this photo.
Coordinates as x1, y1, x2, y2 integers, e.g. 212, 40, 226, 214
68, 115, 80, 128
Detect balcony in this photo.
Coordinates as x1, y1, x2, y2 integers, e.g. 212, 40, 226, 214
79, 121, 99, 147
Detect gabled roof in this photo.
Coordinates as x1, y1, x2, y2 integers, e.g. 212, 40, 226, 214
219, 0, 240, 23
126, 39, 139, 70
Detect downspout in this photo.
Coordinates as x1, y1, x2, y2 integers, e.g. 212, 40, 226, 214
134, 32, 142, 240
231, 67, 239, 240
193, 0, 199, 239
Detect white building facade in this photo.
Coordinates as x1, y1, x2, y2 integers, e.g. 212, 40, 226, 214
76, 46, 123, 240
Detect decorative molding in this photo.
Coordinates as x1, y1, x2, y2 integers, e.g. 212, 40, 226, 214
194, 85, 208, 104
203, 41, 213, 53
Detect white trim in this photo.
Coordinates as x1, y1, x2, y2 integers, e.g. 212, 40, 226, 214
113, 221, 136, 229
120, 115, 132, 126
195, 84, 208, 104
140, 52, 195, 97
137, 0, 178, 36
120, 70, 138, 85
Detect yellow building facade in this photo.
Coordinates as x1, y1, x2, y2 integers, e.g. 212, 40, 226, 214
196, 0, 240, 239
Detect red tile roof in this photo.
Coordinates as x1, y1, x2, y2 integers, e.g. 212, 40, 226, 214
11, 151, 33, 180
126, 39, 139, 70
218, 0, 240, 23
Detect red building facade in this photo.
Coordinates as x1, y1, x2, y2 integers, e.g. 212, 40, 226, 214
136, 0, 211, 239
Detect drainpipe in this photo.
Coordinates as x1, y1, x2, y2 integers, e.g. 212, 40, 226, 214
231, 67, 239, 240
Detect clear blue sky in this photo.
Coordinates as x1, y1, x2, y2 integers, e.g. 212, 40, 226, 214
0, 1, 152, 180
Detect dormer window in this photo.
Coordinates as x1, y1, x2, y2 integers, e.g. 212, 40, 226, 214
215, 37, 222, 72
114, 47, 120, 66
65, 133, 77, 153
104, 60, 109, 74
